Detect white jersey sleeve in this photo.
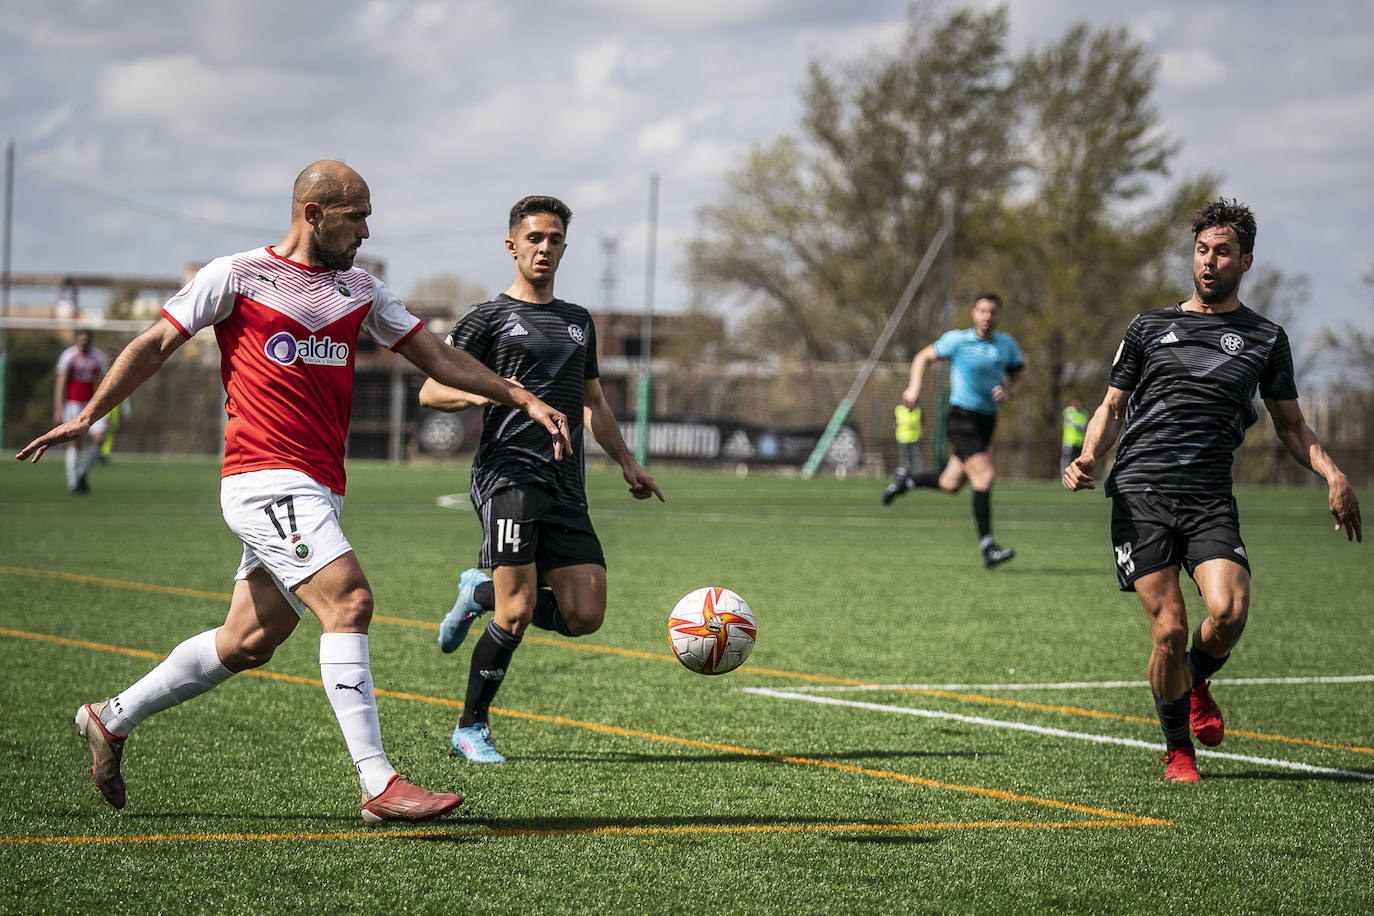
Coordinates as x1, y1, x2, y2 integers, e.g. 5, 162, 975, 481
160, 254, 240, 338
54, 346, 77, 375
361, 275, 423, 350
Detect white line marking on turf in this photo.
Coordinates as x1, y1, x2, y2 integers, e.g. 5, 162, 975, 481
784, 675, 1374, 693
742, 688, 1374, 781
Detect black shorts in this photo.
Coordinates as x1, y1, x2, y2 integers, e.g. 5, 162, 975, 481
1109, 492, 1249, 592
945, 406, 997, 461
476, 484, 606, 571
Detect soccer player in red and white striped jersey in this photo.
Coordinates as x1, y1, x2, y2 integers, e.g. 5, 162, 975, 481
53, 328, 109, 493
18, 160, 572, 823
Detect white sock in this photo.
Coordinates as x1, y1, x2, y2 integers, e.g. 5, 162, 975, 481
104, 628, 234, 734
65, 447, 79, 489
319, 632, 396, 797
77, 442, 102, 480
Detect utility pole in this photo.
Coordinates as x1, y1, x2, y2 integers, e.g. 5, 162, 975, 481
0, 140, 14, 449
634, 173, 659, 467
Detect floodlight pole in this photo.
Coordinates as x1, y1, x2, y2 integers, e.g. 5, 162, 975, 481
800, 190, 955, 478
0, 140, 13, 449
634, 173, 659, 467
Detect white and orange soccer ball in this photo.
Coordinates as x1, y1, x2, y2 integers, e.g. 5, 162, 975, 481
668, 587, 756, 675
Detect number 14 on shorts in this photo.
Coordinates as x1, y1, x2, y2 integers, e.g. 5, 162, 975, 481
496, 518, 524, 552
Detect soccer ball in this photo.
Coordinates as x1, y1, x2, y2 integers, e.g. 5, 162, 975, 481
668, 587, 756, 675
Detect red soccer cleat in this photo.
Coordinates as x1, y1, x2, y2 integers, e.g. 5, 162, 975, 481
1190, 681, 1225, 747
74, 702, 128, 809
1161, 747, 1202, 782
360, 775, 463, 825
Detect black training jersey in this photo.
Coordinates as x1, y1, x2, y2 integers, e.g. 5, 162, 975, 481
1105, 303, 1298, 497
445, 294, 599, 507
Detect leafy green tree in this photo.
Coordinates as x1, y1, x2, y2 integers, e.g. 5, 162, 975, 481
690, 6, 1021, 361
965, 24, 1215, 472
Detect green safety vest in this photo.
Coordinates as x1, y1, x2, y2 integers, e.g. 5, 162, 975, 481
1062, 406, 1088, 448
894, 405, 922, 444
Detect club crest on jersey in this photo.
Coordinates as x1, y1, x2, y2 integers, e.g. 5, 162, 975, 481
335, 279, 353, 298
568, 324, 586, 345
264, 331, 350, 368
1220, 332, 1244, 355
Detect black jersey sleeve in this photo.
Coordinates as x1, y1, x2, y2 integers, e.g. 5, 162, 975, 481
1108, 316, 1143, 391
448, 306, 491, 363
1258, 325, 1299, 401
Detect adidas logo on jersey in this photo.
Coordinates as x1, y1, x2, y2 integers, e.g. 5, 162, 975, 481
1158, 331, 1180, 345
508, 324, 528, 337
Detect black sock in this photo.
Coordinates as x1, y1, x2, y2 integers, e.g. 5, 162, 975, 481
473, 580, 495, 611
459, 620, 521, 728
1154, 692, 1193, 751
972, 490, 992, 540
1186, 623, 1229, 687
908, 470, 941, 489
530, 589, 574, 636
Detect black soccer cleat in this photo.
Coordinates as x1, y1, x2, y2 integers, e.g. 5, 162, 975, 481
982, 542, 1015, 568
881, 470, 911, 506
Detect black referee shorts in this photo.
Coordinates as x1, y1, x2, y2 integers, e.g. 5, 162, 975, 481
475, 484, 606, 571
945, 406, 997, 461
1109, 492, 1249, 592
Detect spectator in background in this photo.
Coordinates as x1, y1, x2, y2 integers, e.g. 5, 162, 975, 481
1061, 397, 1088, 476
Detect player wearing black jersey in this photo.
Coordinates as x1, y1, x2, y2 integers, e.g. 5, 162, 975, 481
420, 195, 664, 763
1065, 198, 1362, 782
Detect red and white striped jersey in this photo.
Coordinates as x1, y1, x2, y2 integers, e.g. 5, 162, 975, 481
56, 346, 109, 403
161, 246, 423, 494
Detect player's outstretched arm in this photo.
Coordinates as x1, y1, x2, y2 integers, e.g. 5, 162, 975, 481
1064, 386, 1129, 491
1265, 398, 1362, 542
901, 344, 938, 408
18, 318, 186, 464
418, 375, 521, 412
400, 329, 570, 460
583, 378, 664, 502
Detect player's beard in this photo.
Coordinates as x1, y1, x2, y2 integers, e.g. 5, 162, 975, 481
1194, 268, 1240, 305
311, 227, 357, 271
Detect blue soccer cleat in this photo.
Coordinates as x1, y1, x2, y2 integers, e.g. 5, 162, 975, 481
451, 722, 506, 763
438, 568, 491, 653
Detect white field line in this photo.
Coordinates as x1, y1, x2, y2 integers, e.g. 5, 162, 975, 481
783, 675, 1374, 693
742, 687, 1374, 782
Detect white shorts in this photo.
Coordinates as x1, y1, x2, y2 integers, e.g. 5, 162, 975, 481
220, 469, 354, 619
63, 401, 110, 436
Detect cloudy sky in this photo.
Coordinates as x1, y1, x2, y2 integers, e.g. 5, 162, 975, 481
2, 0, 1371, 361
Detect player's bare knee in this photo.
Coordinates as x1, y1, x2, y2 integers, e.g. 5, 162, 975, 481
564, 611, 604, 636
1151, 618, 1190, 656
1209, 601, 1248, 642
329, 587, 375, 631
221, 630, 279, 671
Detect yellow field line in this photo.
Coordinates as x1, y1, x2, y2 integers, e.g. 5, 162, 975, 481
0, 624, 1166, 828
4, 563, 1370, 755
0, 819, 1157, 846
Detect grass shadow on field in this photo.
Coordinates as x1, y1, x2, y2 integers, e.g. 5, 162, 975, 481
517, 749, 993, 765
459, 813, 896, 835
1203, 770, 1374, 784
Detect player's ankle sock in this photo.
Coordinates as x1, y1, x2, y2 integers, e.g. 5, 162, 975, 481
458, 621, 522, 729
1153, 692, 1193, 750
65, 447, 79, 489
77, 442, 102, 481
1185, 624, 1229, 687
105, 628, 234, 734
973, 490, 992, 540
907, 470, 941, 489
531, 590, 574, 636
319, 632, 397, 797
473, 580, 495, 611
